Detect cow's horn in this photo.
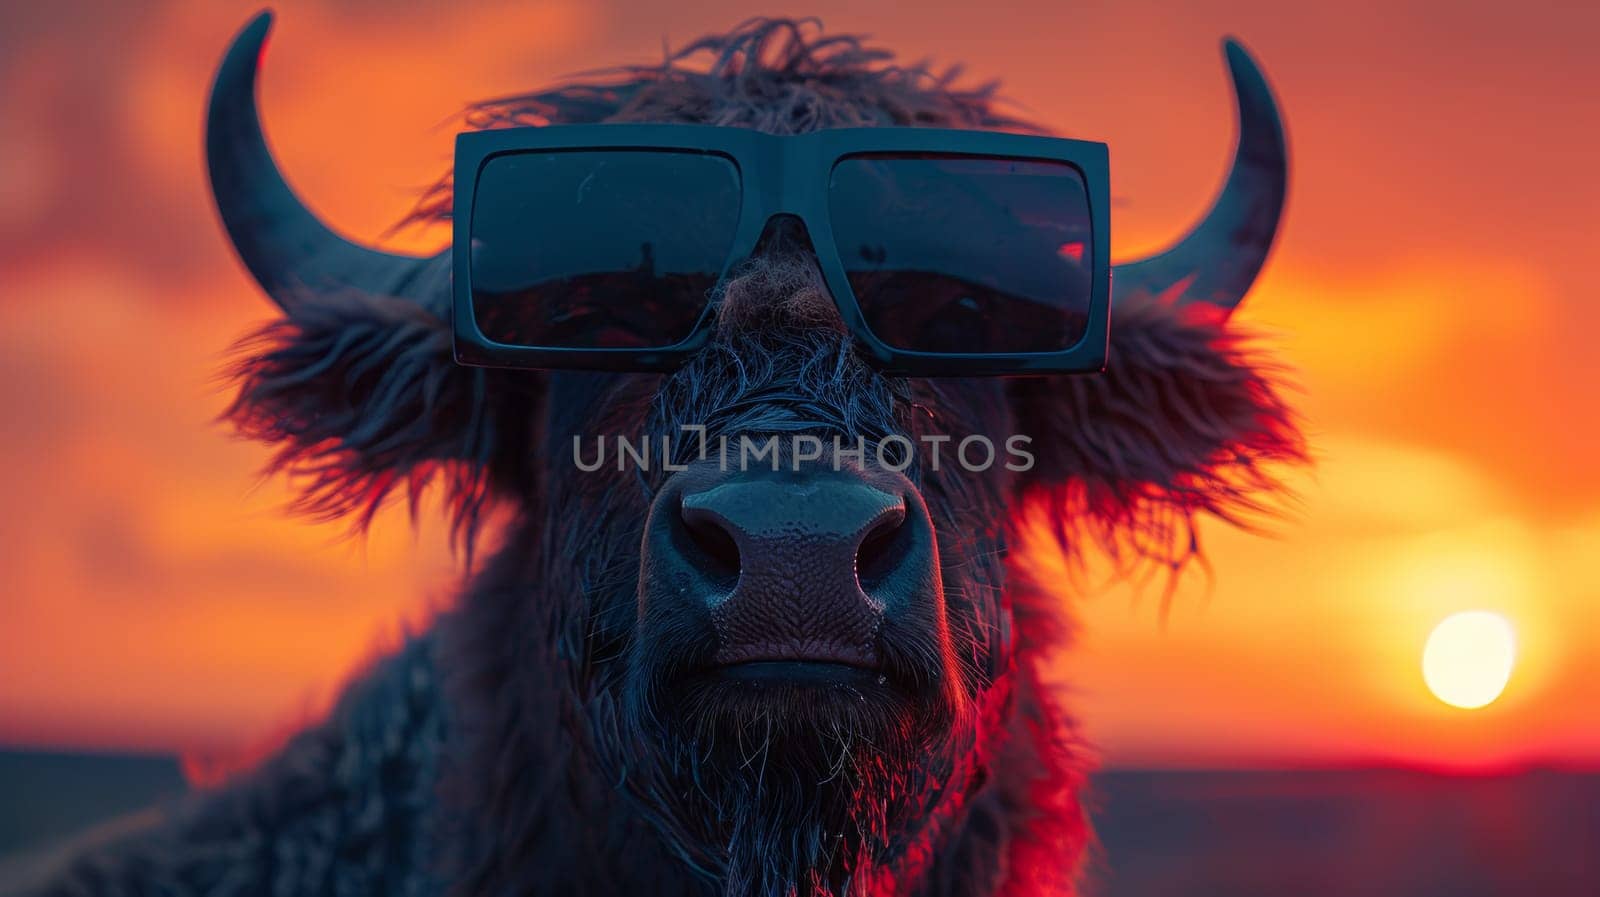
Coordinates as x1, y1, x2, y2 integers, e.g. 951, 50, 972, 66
1112, 38, 1288, 314
206, 11, 430, 309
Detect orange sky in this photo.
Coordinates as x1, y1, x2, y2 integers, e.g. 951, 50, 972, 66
1, 0, 1596, 769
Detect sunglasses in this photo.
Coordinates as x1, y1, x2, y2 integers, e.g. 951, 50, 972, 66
451, 125, 1110, 376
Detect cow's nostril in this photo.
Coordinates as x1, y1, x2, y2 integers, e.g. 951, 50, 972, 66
680, 508, 741, 589
855, 512, 910, 589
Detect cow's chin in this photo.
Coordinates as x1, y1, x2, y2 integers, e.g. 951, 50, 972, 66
625, 653, 971, 897
669, 660, 935, 768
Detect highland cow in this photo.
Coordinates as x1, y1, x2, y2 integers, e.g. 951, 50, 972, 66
15, 12, 1304, 897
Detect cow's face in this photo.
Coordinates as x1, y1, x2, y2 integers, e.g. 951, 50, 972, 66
531, 241, 1019, 889
209, 14, 1303, 895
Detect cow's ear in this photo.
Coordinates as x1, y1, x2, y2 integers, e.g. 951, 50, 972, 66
1007, 296, 1306, 570
224, 287, 536, 545
207, 13, 539, 544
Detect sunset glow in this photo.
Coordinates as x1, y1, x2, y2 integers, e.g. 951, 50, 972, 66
1, 0, 1596, 772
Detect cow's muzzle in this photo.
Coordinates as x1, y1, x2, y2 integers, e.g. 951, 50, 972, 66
641, 449, 940, 681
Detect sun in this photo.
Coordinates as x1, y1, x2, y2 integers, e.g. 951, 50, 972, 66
1422, 611, 1516, 709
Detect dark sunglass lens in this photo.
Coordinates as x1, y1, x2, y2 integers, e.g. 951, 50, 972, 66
828, 155, 1094, 355
469, 150, 741, 349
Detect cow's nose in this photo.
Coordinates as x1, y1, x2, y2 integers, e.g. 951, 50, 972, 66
658, 461, 936, 669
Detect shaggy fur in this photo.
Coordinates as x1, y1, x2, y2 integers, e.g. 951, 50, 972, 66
16, 17, 1304, 897
9, 639, 446, 897
1011, 296, 1305, 577
225, 283, 500, 542
401, 18, 1038, 229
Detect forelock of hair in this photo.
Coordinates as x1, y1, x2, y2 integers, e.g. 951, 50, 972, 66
402, 17, 1043, 228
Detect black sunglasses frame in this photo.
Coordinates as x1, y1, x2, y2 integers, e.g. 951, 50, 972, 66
452, 124, 1110, 376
